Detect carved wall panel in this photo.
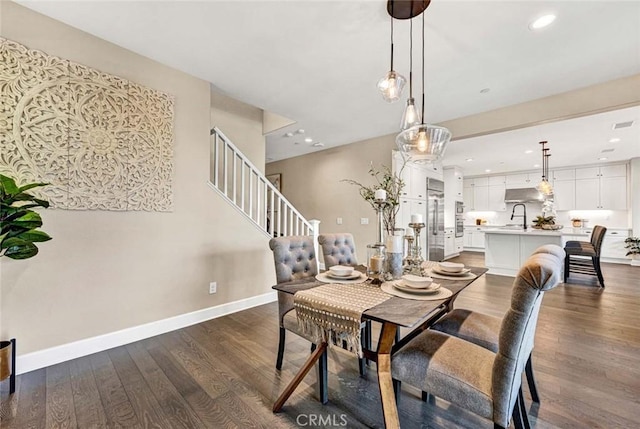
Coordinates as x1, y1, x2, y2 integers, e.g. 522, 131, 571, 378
0, 37, 174, 211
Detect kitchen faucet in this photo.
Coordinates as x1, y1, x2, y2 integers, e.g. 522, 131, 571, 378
511, 203, 527, 231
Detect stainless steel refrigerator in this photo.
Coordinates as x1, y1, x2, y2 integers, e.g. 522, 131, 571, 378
426, 178, 445, 262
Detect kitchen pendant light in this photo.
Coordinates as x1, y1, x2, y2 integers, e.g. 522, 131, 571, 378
400, 18, 421, 130
536, 141, 554, 196
377, 2, 406, 102
396, 11, 451, 163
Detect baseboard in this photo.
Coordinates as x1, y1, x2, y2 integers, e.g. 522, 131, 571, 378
16, 291, 277, 375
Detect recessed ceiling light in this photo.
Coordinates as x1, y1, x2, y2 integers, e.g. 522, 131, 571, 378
529, 14, 556, 30
480, 88, 490, 94
284, 132, 293, 138
313, 142, 324, 147
485, 169, 491, 173
304, 137, 313, 143
525, 150, 533, 154
598, 157, 608, 161
534, 164, 540, 168
466, 158, 473, 162
609, 138, 621, 143
295, 129, 305, 134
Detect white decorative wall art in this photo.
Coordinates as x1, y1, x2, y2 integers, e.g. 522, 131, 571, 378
0, 37, 174, 211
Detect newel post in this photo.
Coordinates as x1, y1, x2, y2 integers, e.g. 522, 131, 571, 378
309, 219, 321, 268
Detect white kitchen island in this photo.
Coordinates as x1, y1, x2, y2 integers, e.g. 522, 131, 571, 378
484, 229, 564, 276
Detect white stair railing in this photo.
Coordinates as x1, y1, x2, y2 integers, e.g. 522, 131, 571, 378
209, 127, 320, 250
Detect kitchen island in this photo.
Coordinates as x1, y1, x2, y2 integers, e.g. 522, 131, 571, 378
484, 228, 564, 276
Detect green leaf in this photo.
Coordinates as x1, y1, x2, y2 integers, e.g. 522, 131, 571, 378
1, 236, 29, 250
16, 230, 52, 243
17, 182, 49, 193
0, 174, 18, 195
12, 211, 43, 229
4, 242, 38, 259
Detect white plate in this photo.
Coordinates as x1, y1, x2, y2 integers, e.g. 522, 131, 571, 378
326, 271, 363, 280
393, 281, 441, 294
431, 266, 471, 276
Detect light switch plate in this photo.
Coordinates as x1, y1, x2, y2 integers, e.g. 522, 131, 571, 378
360, 218, 369, 225
336, 217, 343, 225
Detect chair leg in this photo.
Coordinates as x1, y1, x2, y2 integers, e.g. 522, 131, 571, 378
593, 256, 605, 287
525, 353, 540, 403
365, 320, 372, 366
276, 327, 286, 370
512, 392, 525, 429
310, 343, 316, 353
317, 347, 328, 405
393, 379, 401, 405
563, 255, 569, 282
494, 425, 506, 429
519, 387, 531, 429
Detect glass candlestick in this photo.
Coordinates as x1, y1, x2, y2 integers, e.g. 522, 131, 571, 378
367, 243, 386, 283
405, 222, 425, 275
373, 199, 387, 245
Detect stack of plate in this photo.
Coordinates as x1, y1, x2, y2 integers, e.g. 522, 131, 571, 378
392, 274, 440, 294
326, 266, 362, 280
431, 262, 471, 276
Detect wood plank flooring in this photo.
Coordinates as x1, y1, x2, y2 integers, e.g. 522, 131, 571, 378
1, 252, 639, 428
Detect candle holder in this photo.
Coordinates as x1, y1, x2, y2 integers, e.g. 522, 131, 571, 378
404, 222, 425, 276
367, 243, 387, 283
373, 199, 388, 245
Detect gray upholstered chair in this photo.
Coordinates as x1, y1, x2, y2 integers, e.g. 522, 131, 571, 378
392, 251, 563, 429
318, 233, 358, 267
269, 235, 319, 370
429, 244, 566, 405
270, 235, 367, 374
564, 225, 607, 287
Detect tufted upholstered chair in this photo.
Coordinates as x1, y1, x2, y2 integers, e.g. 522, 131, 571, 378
392, 250, 563, 429
429, 245, 566, 405
564, 225, 607, 287
269, 236, 319, 370
318, 233, 358, 267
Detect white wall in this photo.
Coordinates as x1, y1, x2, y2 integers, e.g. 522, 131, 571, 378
0, 2, 275, 357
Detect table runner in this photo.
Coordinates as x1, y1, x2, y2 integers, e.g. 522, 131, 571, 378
294, 283, 391, 357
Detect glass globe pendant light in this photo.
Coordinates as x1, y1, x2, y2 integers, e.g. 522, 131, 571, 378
377, 3, 406, 103
400, 18, 421, 130
396, 11, 451, 163
537, 141, 554, 196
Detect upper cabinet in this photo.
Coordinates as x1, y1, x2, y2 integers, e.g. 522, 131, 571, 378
462, 177, 506, 212
574, 164, 627, 210
505, 172, 535, 189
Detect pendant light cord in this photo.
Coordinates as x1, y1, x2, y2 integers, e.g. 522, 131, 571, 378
390, 2, 394, 71
409, 18, 413, 96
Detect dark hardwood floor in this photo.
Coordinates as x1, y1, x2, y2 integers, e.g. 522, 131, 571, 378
2, 252, 639, 428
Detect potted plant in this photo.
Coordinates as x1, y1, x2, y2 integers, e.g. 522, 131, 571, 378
625, 237, 640, 266
571, 218, 583, 228
0, 174, 51, 394
532, 215, 558, 229
1, 174, 52, 259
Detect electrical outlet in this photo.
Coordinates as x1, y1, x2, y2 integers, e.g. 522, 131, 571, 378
209, 282, 217, 294
336, 217, 343, 225
360, 218, 369, 225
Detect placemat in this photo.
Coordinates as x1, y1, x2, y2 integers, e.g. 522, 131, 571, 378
295, 283, 391, 357
380, 281, 453, 301
315, 272, 369, 284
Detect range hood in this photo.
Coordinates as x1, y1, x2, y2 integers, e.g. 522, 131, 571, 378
504, 188, 545, 203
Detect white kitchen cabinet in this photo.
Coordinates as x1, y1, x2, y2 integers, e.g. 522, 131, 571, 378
601, 230, 630, 260
599, 176, 627, 210
410, 166, 428, 199
473, 185, 489, 211
463, 180, 474, 211
505, 172, 537, 189
488, 185, 506, 211
489, 176, 505, 186
575, 178, 600, 209
574, 165, 627, 210
464, 227, 485, 250
444, 229, 455, 258
455, 237, 464, 253
552, 178, 575, 211
552, 169, 575, 181
444, 167, 463, 201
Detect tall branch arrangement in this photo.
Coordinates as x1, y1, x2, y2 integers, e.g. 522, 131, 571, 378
342, 163, 405, 235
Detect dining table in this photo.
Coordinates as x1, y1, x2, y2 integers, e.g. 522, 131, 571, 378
271, 265, 488, 429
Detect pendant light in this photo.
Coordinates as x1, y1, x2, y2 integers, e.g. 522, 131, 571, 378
400, 17, 421, 130
377, 2, 406, 103
395, 10, 451, 163
537, 141, 554, 196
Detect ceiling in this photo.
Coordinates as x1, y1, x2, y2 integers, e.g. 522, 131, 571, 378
18, 0, 640, 170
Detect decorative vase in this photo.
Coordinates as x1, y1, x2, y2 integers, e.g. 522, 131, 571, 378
0, 338, 16, 394
385, 229, 405, 279
630, 254, 640, 267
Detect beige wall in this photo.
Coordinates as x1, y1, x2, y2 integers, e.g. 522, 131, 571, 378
0, 2, 274, 355
267, 75, 640, 261
210, 90, 266, 172
267, 135, 397, 260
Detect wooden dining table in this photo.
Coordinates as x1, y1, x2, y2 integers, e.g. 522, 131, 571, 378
271, 266, 488, 429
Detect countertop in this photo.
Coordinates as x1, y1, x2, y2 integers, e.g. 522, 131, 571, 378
482, 228, 564, 237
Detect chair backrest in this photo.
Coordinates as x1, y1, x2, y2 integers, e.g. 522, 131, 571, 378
269, 235, 318, 284
318, 233, 358, 267
491, 248, 564, 427
590, 225, 607, 253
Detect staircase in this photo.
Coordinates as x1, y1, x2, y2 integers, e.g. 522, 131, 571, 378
209, 127, 319, 249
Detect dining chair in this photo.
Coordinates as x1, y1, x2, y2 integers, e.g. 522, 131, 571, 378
269, 235, 319, 370
563, 225, 607, 287
429, 244, 566, 405
317, 232, 371, 376
269, 235, 367, 374
317, 233, 358, 267
391, 251, 563, 429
